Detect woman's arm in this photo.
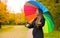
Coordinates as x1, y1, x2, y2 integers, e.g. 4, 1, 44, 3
25, 23, 34, 28
25, 18, 37, 28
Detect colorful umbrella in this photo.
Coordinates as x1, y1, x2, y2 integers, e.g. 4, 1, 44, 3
24, 1, 54, 33
24, 4, 37, 23
27, 1, 49, 13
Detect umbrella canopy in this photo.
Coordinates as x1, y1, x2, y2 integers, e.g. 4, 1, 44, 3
43, 12, 54, 33
27, 1, 49, 13
24, 1, 54, 33
24, 3, 37, 23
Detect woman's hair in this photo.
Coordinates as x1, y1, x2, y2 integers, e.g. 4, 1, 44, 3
38, 8, 43, 14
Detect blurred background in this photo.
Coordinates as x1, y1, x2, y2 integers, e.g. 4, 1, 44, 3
0, 0, 60, 38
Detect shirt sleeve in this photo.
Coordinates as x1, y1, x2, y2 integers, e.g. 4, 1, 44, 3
25, 18, 37, 29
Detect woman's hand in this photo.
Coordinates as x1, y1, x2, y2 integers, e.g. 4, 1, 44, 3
35, 15, 42, 28
37, 21, 41, 25
25, 22, 30, 27
35, 20, 41, 28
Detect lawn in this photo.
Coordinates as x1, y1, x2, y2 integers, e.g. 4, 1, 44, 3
0, 25, 60, 38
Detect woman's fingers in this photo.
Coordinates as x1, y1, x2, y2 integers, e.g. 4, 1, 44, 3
26, 24, 30, 27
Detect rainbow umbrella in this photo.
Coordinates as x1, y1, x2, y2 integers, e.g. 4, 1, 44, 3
24, 4, 37, 23
24, 1, 54, 33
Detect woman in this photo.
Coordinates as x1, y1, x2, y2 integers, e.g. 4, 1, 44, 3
25, 8, 45, 38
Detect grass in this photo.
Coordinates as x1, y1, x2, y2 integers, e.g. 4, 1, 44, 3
0, 25, 15, 33
44, 31, 59, 38
0, 25, 60, 38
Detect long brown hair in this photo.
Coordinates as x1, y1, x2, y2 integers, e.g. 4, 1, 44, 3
35, 9, 43, 28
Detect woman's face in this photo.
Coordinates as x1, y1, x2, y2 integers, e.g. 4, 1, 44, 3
36, 9, 42, 16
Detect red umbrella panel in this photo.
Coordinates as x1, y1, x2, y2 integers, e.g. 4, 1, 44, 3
24, 4, 37, 23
